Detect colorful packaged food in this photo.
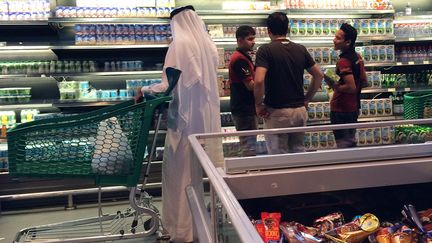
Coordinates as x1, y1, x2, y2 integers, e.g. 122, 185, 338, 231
314, 212, 345, 235
324, 214, 380, 243
262, 212, 281, 243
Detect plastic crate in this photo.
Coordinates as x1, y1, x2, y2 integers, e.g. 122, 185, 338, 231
7, 97, 170, 187
403, 91, 432, 119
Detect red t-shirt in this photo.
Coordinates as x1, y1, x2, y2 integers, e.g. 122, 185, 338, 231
330, 51, 368, 112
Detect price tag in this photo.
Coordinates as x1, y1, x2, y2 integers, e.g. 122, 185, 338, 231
424, 61, 430, 65
388, 88, 396, 92
408, 37, 415, 41
408, 61, 415, 65
396, 62, 403, 66
404, 88, 411, 92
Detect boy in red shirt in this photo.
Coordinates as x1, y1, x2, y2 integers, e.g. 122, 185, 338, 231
324, 23, 369, 148
229, 26, 257, 155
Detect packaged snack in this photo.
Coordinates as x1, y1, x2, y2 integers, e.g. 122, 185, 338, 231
328, 132, 336, 148
381, 127, 392, 144
377, 19, 386, 35
384, 98, 392, 115
280, 222, 324, 243
330, 19, 339, 35
357, 129, 367, 146
324, 214, 380, 243
262, 212, 281, 243
363, 46, 372, 62
314, 48, 323, 64
254, 220, 266, 240
371, 46, 379, 62
322, 47, 331, 64
304, 132, 312, 149
386, 45, 395, 62
373, 127, 382, 144
323, 102, 330, 119
314, 212, 345, 235
366, 128, 374, 145
311, 132, 320, 149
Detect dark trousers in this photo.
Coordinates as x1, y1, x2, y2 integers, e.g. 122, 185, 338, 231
232, 114, 258, 156
330, 111, 359, 148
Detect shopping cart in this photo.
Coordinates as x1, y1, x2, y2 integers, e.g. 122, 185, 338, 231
8, 67, 182, 243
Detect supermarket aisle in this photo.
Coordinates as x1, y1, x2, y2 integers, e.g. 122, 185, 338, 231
0, 199, 162, 242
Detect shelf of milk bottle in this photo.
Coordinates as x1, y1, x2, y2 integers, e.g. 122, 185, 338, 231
48, 17, 169, 25
0, 20, 48, 26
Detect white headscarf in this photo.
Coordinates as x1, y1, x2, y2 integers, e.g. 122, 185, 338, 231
164, 9, 221, 134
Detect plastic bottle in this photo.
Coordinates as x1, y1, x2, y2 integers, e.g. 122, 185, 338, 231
405, 2, 412, 15
400, 46, 408, 63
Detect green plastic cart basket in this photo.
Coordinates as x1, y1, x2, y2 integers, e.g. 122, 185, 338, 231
404, 91, 432, 120
7, 97, 171, 187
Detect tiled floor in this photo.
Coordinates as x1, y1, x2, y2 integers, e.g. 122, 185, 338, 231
0, 199, 163, 242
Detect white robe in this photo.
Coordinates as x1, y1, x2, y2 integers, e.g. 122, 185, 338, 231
145, 9, 221, 242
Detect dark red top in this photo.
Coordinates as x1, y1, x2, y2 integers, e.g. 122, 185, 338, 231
330, 50, 368, 112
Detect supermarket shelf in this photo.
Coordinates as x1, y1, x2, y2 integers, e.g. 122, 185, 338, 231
395, 61, 432, 66
0, 102, 53, 110
51, 43, 170, 50
0, 20, 48, 26
320, 62, 395, 69
198, 9, 394, 17
395, 37, 432, 43
0, 45, 51, 50
48, 17, 169, 25
53, 98, 131, 108
362, 87, 432, 93
308, 116, 401, 125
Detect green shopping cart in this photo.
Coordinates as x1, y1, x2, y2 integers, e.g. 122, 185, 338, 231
8, 67, 182, 243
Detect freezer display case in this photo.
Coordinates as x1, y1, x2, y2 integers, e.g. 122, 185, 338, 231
188, 119, 432, 242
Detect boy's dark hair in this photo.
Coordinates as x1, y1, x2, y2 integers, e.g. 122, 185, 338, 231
266, 12, 289, 36
236, 25, 256, 39
340, 23, 357, 49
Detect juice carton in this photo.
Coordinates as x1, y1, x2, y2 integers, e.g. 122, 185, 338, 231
369, 19, 378, 35
314, 47, 323, 64
290, 19, 299, 35
367, 72, 374, 87
322, 19, 330, 35
378, 45, 387, 62
328, 131, 336, 148
307, 47, 315, 61
307, 19, 315, 36
376, 99, 385, 116
363, 46, 372, 62
360, 19, 370, 35
357, 128, 367, 146
371, 45, 379, 62
377, 19, 386, 35
330, 48, 339, 64
308, 103, 316, 120
386, 45, 395, 62
315, 102, 324, 120
314, 19, 323, 36
330, 19, 339, 35
369, 100, 377, 116
373, 71, 381, 87
384, 98, 393, 115
366, 128, 374, 145
304, 132, 312, 150
373, 127, 382, 145
311, 132, 320, 149
319, 131, 328, 148
299, 19, 307, 35
353, 19, 361, 33
385, 19, 393, 35
322, 47, 331, 64
323, 102, 330, 119
381, 127, 392, 144
361, 100, 369, 117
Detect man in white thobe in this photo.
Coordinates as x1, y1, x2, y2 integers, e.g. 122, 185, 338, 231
137, 6, 221, 242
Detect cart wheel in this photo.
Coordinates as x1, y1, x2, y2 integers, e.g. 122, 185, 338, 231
131, 228, 136, 234
142, 216, 159, 236
120, 230, 125, 235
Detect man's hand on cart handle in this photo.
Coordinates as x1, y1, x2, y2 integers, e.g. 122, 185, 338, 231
135, 87, 144, 103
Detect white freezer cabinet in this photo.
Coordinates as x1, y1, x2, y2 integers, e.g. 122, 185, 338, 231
188, 119, 432, 243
